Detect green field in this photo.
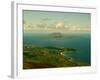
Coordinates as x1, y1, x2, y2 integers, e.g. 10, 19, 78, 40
23, 44, 89, 69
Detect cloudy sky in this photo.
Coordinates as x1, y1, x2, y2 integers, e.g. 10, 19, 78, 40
23, 10, 91, 32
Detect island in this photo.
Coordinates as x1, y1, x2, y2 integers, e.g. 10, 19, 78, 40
50, 32, 63, 38
23, 44, 89, 69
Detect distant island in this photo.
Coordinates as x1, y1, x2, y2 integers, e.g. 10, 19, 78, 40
50, 32, 63, 38
23, 44, 89, 69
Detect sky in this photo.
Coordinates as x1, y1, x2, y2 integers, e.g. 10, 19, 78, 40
23, 10, 91, 32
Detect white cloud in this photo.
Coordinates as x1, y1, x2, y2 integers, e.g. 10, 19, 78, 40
24, 22, 90, 32
68, 25, 90, 31
55, 22, 65, 28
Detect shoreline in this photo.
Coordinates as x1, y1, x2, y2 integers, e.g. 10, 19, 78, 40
23, 44, 90, 69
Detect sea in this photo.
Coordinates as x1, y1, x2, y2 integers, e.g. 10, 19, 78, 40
23, 32, 91, 64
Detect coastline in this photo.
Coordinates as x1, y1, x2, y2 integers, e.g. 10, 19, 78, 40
23, 44, 90, 69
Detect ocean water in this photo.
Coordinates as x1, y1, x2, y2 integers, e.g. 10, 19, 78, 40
23, 32, 91, 64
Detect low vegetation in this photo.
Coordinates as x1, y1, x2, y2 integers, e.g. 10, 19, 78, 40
23, 44, 89, 69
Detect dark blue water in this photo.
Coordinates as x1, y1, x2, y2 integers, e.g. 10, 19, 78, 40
23, 32, 91, 64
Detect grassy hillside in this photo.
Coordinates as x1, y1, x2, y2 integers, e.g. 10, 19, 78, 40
23, 44, 89, 69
